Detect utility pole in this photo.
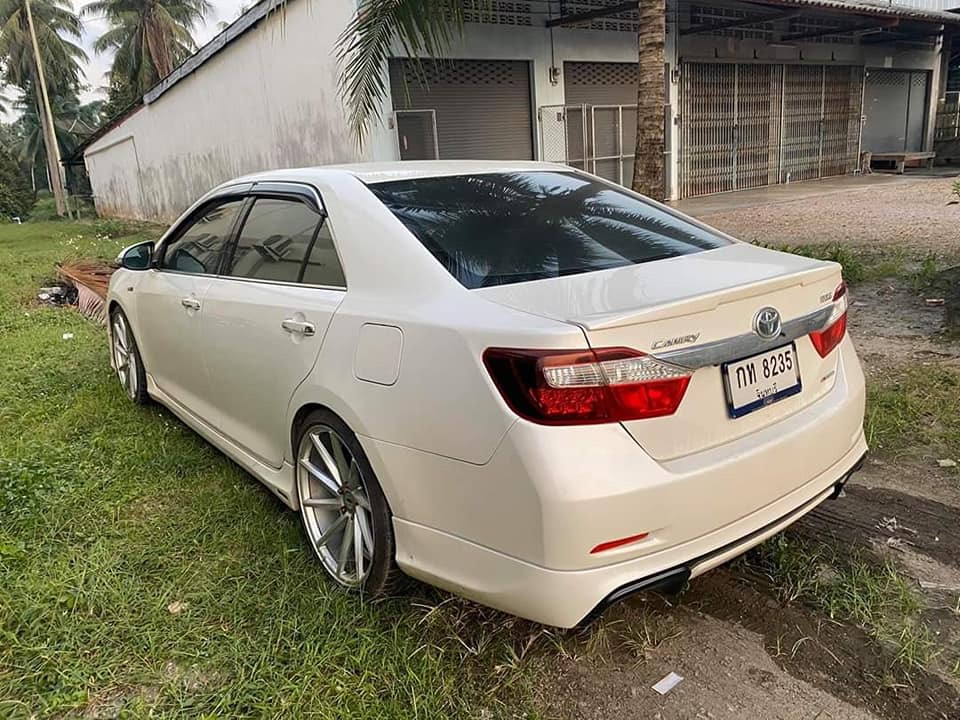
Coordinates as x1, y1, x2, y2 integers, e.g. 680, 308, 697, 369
24, 0, 68, 217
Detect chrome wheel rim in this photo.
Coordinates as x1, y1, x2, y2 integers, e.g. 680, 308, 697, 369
297, 425, 373, 587
111, 314, 137, 400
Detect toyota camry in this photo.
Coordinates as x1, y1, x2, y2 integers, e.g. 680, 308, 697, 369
107, 161, 866, 627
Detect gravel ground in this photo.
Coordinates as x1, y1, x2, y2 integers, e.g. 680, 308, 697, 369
696, 175, 960, 254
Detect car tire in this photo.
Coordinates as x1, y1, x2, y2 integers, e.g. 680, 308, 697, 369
294, 409, 402, 597
110, 308, 149, 405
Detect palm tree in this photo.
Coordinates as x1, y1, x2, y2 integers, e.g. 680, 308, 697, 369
14, 90, 102, 170
633, 0, 664, 200
82, 0, 211, 100
0, 0, 86, 95
336, 1, 667, 199
0, 0, 85, 212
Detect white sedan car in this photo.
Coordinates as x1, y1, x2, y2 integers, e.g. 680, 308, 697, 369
108, 161, 866, 627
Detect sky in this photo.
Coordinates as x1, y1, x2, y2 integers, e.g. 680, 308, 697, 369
76, 0, 250, 104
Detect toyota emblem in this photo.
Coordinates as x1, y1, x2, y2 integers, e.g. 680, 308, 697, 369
753, 307, 782, 340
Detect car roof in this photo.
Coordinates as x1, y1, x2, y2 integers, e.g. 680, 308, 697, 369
231, 160, 575, 186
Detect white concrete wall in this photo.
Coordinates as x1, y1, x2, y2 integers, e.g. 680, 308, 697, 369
86, 0, 363, 221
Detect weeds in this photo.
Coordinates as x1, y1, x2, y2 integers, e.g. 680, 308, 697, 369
760, 242, 869, 283
747, 535, 936, 669
757, 242, 915, 285
617, 609, 682, 664
865, 365, 960, 458
911, 253, 941, 293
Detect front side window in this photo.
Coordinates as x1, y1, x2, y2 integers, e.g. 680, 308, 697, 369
160, 199, 244, 274
368, 171, 731, 288
225, 197, 324, 283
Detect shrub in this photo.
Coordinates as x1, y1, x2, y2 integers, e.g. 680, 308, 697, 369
0, 149, 35, 220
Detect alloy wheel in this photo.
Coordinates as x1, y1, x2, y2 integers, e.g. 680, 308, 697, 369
111, 313, 138, 400
297, 425, 374, 587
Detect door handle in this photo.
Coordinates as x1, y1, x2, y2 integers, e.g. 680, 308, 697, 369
281, 318, 316, 337
181, 297, 201, 310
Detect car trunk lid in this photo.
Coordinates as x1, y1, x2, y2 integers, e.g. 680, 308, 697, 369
475, 244, 845, 460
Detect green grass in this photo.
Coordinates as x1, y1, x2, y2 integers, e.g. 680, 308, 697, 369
0, 221, 542, 719
25, 193, 99, 222
758, 242, 905, 285
746, 535, 936, 670
865, 365, 960, 459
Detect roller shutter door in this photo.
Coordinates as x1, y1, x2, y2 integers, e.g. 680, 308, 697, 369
389, 59, 533, 161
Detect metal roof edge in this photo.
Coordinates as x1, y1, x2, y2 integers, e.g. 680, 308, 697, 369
757, 0, 960, 25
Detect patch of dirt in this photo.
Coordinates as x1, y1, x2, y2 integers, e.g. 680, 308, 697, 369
686, 571, 960, 720
796, 484, 960, 571
855, 459, 960, 511
82, 685, 159, 719
537, 600, 880, 720
848, 281, 958, 372
702, 176, 960, 253
872, 541, 960, 597
792, 482, 960, 694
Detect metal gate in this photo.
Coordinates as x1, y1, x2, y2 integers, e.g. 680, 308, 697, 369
538, 103, 637, 186
680, 62, 864, 198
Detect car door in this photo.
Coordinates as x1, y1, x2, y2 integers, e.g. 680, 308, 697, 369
200, 184, 346, 468
135, 196, 246, 423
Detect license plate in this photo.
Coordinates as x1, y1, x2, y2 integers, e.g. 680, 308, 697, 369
722, 343, 801, 418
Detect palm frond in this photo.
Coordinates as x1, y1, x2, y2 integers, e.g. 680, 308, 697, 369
336, 0, 481, 145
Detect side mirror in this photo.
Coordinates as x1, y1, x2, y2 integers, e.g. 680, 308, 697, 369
117, 241, 154, 270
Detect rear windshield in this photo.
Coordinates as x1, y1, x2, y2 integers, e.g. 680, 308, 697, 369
368, 171, 730, 288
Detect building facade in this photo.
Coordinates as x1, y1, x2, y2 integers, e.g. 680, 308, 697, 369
78, 0, 960, 220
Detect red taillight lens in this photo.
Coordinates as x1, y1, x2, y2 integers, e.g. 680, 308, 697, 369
809, 282, 848, 358
483, 346, 691, 425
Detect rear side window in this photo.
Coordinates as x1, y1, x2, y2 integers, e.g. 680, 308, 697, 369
226, 198, 322, 283
301, 224, 346, 288
368, 171, 730, 288
161, 199, 244, 274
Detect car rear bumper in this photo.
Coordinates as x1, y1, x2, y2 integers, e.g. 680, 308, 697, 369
392, 434, 867, 627
362, 336, 866, 627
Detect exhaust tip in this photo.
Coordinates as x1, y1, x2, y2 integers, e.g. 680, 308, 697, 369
830, 451, 867, 499
580, 567, 691, 627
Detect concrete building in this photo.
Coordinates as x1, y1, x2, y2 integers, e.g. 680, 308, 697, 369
73, 0, 960, 221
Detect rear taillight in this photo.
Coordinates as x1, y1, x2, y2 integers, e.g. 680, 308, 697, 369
483, 347, 691, 425
809, 282, 848, 358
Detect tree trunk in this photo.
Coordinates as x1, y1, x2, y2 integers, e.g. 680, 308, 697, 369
33, 82, 62, 205
145, 16, 175, 79
632, 0, 666, 200
25, 0, 68, 216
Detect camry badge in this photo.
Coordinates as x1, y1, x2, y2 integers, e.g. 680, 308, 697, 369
651, 333, 700, 350
753, 307, 782, 340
